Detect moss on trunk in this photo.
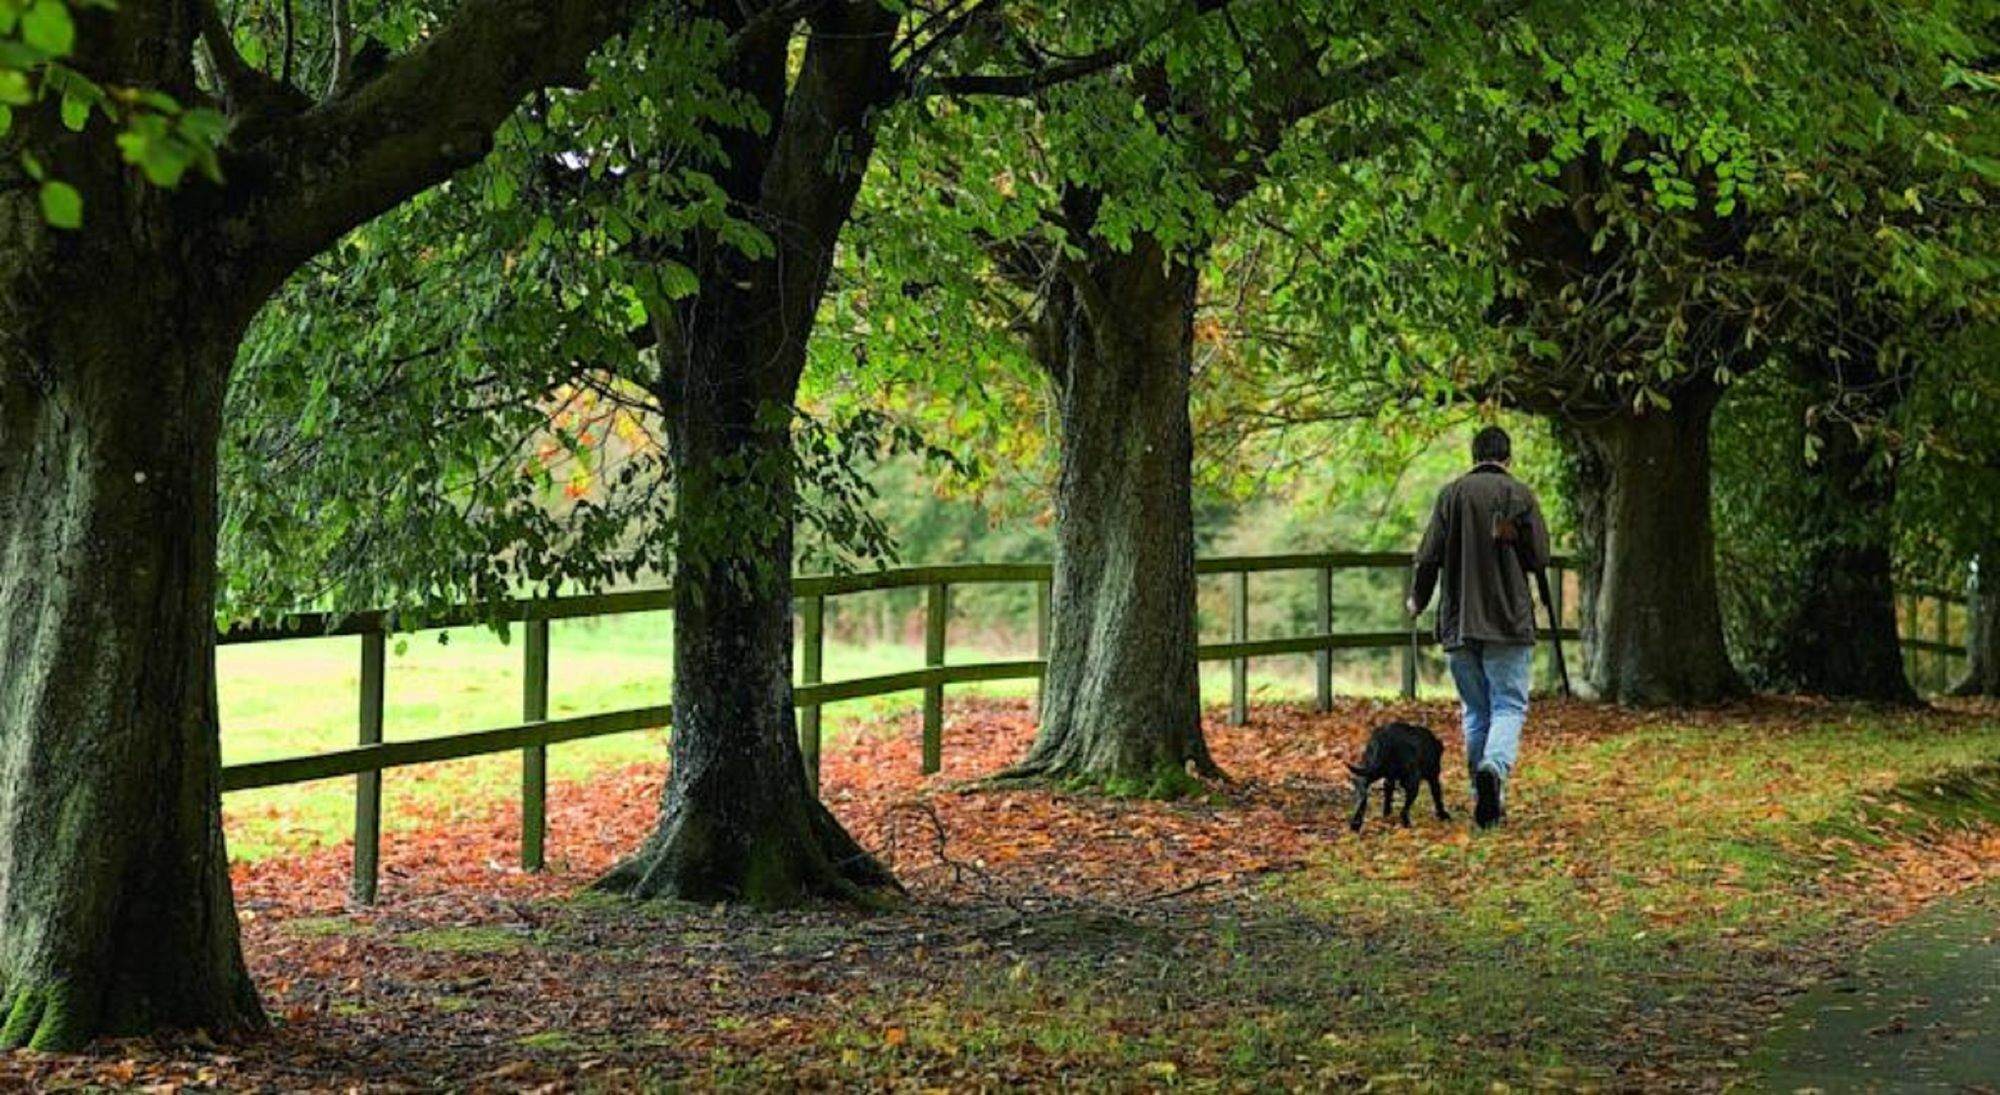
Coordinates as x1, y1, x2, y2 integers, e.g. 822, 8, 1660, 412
1557, 384, 1746, 706
0, 296, 264, 1051
1003, 231, 1218, 788
595, 372, 899, 908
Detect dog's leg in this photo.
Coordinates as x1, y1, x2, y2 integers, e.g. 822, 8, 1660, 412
1428, 774, 1451, 821
1400, 779, 1417, 827
1381, 781, 1394, 819
1350, 783, 1370, 833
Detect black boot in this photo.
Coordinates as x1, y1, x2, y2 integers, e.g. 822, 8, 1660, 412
1474, 769, 1502, 829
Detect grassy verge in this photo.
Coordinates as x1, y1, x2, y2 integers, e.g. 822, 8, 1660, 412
772, 709, 2000, 1091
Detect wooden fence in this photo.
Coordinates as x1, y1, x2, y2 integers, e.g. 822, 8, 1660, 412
217, 553, 1968, 903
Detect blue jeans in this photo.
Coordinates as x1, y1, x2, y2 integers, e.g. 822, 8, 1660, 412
1447, 641, 1533, 789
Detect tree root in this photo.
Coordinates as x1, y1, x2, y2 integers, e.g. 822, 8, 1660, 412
977, 758, 1057, 788
595, 802, 903, 911
980, 752, 1223, 799
0, 982, 86, 1053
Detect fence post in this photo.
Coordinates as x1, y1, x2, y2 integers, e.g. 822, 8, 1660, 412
800, 594, 824, 794
1902, 590, 1918, 682
1402, 566, 1418, 700
1230, 570, 1249, 725
1315, 566, 1333, 713
521, 618, 550, 871
1034, 578, 1051, 717
1934, 594, 1950, 694
353, 630, 386, 906
923, 583, 948, 773
1550, 564, 1566, 692
1969, 566, 1982, 675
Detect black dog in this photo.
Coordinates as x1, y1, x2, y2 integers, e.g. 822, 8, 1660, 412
1347, 722, 1450, 833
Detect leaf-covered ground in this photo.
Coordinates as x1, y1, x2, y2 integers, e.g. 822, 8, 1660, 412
7, 696, 2000, 1092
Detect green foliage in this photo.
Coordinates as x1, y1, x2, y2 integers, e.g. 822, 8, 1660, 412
1, 0, 223, 225
222, 7, 987, 622
215, 0, 1998, 668
32, 174, 72, 224
1704, 1, 1999, 619
222, 12, 738, 620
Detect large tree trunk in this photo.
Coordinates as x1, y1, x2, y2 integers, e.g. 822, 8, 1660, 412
1954, 554, 1999, 697
1005, 230, 1217, 790
0, 285, 261, 1050
1556, 382, 1746, 706
0, 0, 633, 1053
597, 2, 901, 907
1760, 377, 1915, 703
595, 344, 897, 906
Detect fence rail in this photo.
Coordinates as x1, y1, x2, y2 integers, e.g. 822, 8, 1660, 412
217, 552, 1968, 904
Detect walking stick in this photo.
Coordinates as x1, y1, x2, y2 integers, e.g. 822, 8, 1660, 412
1533, 568, 1572, 698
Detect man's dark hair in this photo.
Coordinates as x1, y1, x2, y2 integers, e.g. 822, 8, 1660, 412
1472, 425, 1512, 464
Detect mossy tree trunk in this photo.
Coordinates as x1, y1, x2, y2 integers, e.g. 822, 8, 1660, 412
0, 0, 632, 1050
1760, 363, 1915, 703
599, 2, 903, 906
1557, 382, 1746, 706
977, 14, 1410, 788
597, 336, 898, 905
0, 291, 261, 1051
1003, 216, 1217, 790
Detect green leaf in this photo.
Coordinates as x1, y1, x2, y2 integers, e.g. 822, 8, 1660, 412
488, 171, 517, 210
22, 0, 76, 57
59, 91, 87, 131
39, 179, 81, 228
0, 105, 10, 137
0, 41, 42, 69
116, 126, 194, 187
0, 70, 31, 106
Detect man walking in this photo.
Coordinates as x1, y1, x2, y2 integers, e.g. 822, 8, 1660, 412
1406, 426, 1551, 829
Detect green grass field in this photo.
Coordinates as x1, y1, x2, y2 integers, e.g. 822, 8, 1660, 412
219, 612, 1435, 860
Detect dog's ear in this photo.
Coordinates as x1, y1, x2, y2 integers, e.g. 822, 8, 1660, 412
1345, 761, 1368, 778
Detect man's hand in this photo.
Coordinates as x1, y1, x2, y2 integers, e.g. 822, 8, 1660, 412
1405, 597, 1420, 618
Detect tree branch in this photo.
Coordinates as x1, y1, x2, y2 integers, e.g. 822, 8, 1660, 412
325, 0, 351, 101
281, 0, 297, 88
917, 0, 1241, 98
233, 0, 637, 280
198, 0, 305, 113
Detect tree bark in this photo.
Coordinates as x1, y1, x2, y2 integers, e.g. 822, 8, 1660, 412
598, 2, 903, 906
1953, 554, 1999, 697
0, 269, 261, 1049
1556, 382, 1746, 706
1758, 375, 1916, 703
0, 0, 633, 1050
595, 338, 897, 906
1002, 228, 1217, 790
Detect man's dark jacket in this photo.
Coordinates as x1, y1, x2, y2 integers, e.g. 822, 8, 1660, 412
1411, 464, 1550, 650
